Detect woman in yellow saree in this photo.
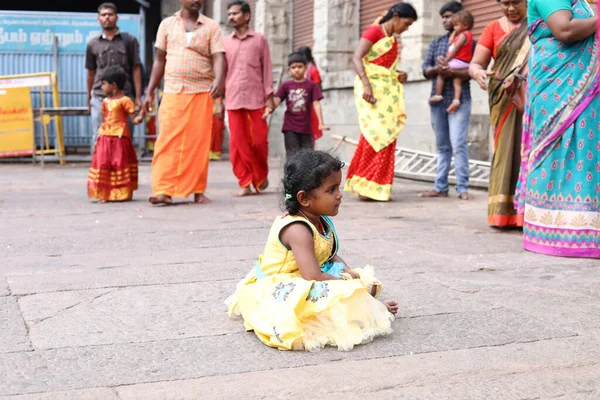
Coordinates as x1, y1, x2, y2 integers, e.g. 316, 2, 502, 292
344, 3, 417, 201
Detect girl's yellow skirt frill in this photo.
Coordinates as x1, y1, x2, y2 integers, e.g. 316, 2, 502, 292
225, 266, 394, 352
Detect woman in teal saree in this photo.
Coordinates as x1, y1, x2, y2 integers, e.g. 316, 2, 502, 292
516, 0, 599, 258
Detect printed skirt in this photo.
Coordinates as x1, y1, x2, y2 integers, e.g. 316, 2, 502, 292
88, 135, 138, 201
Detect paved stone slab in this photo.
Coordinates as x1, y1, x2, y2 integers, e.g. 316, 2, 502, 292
477, 287, 600, 337
7, 262, 250, 295
0, 296, 32, 354
0, 307, 575, 396
321, 366, 600, 400
19, 283, 240, 349
420, 263, 600, 295
1, 227, 270, 260
0, 276, 9, 296
1, 245, 259, 275
113, 337, 600, 400
0, 388, 118, 400
18, 289, 112, 325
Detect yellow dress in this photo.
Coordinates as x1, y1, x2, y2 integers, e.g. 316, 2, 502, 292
226, 214, 394, 352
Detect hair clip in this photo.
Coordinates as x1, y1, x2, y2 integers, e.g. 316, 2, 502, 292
285, 193, 293, 200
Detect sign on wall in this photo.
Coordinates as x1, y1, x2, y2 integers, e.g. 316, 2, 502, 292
0, 87, 34, 158
0, 13, 140, 53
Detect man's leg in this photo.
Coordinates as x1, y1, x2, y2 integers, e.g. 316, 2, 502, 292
90, 96, 103, 154
210, 115, 225, 160
448, 98, 472, 197
228, 110, 254, 196
246, 109, 269, 191
191, 94, 213, 204
149, 93, 181, 204
421, 104, 451, 197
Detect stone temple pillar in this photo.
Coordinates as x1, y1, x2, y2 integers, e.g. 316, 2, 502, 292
254, 0, 292, 69
211, 0, 231, 34
312, 0, 359, 73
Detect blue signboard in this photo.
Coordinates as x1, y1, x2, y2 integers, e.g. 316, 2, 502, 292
0, 12, 140, 53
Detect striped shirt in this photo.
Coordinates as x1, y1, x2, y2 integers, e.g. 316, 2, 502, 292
155, 12, 225, 94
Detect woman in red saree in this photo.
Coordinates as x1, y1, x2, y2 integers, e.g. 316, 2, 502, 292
469, 0, 529, 228
345, 3, 417, 201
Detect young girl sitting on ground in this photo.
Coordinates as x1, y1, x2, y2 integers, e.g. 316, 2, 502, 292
429, 9, 474, 113
88, 66, 144, 203
226, 150, 397, 351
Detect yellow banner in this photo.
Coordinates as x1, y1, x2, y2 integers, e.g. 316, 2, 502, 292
0, 87, 34, 158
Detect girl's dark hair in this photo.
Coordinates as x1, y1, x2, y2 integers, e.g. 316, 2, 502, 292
288, 52, 307, 66
297, 46, 314, 64
283, 150, 344, 215
380, 2, 418, 24
453, 10, 474, 30
101, 66, 126, 90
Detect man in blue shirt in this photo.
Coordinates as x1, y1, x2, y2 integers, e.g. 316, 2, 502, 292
420, 1, 472, 200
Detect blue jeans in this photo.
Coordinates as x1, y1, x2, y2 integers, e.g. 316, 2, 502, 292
429, 99, 471, 194
90, 96, 104, 148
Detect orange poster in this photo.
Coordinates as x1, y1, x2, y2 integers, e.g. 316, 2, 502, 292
0, 87, 34, 158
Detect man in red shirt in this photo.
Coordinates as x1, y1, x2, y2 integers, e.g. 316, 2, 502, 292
223, 0, 275, 197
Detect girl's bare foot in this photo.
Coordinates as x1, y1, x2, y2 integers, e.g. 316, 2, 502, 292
194, 194, 211, 204
383, 300, 399, 315
447, 99, 461, 114
236, 187, 252, 197
99, 199, 107, 204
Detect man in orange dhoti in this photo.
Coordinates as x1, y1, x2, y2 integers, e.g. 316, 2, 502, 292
224, 1, 274, 197
143, 0, 225, 205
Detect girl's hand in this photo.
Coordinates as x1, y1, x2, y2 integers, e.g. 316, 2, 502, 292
362, 84, 376, 104
132, 116, 142, 125
343, 265, 360, 280
397, 71, 408, 84
345, 269, 360, 280
262, 107, 273, 119
474, 69, 493, 91
318, 124, 331, 131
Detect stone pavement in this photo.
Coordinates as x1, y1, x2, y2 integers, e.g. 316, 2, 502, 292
0, 159, 599, 400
